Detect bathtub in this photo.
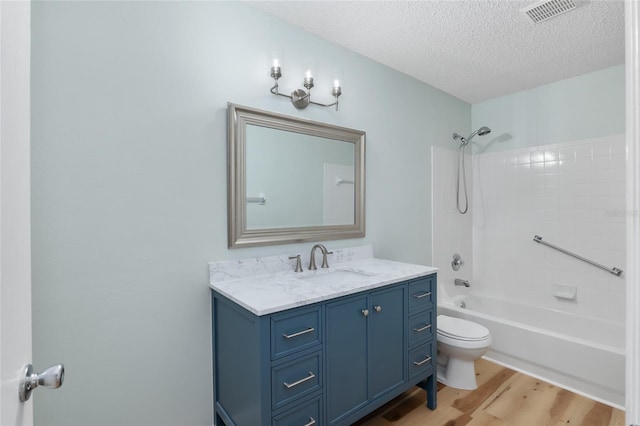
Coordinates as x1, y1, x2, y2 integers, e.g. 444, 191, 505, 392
438, 295, 625, 409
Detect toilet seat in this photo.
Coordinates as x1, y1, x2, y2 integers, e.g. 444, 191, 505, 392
437, 315, 490, 341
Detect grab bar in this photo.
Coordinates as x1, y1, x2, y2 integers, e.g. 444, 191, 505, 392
246, 196, 266, 205
335, 177, 354, 185
532, 235, 623, 277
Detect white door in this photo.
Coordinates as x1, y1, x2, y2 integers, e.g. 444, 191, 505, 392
1, 1, 33, 425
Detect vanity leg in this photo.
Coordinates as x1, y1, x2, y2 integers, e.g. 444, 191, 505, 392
427, 374, 437, 409
418, 374, 437, 410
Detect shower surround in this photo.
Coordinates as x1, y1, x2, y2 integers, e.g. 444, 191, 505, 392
432, 134, 626, 406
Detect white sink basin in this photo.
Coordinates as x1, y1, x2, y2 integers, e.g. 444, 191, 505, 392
301, 269, 374, 286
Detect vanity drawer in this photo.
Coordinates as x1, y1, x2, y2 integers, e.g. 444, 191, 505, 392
272, 351, 322, 411
272, 395, 322, 426
408, 276, 434, 314
409, 341, 434, 380
272, 307, 321, 360
408, 310, 434, 348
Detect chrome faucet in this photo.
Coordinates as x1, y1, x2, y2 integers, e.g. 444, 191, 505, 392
308, 244, 333, 270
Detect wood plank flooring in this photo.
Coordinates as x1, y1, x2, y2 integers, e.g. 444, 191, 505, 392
354, 358, 625, 426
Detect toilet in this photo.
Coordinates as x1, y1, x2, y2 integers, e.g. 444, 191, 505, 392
436, 315, 492, 390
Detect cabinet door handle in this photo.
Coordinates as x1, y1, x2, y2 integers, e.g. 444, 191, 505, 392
413, 356, 432, 366
283, 371, 315, 389
282, 327, 315, 339
374, 305, 382, 313
413, 324, 432, 332
303, 417, 316, 426
361, 309, 369, 317
413, 291, 432, 299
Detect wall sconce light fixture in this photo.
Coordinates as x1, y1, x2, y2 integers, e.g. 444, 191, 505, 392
270, 60, 342, 111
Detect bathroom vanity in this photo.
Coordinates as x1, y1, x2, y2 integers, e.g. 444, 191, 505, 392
209, 246, 438, 426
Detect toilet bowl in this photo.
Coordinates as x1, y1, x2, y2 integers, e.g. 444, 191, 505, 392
437, 314, 492, 390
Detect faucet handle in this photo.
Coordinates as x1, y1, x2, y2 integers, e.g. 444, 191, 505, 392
289, 255, 303, 273
321, 250, 333, 268
451, 253, 465, 271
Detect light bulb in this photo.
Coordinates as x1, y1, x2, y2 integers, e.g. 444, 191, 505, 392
305, 70, 312, 79
333, 79, 340, 88
273, 59, 279, 68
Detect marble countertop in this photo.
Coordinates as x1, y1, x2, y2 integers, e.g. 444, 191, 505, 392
209, 246, 437, 316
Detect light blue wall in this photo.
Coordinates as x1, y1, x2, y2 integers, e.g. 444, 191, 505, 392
30, 2, 469, 425
471, 64, 625, 152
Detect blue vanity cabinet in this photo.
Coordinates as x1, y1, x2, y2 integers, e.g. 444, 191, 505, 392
325, 294, 369, 423
408, 275, 438, 410
326, 285, 406, 425
211, 272, 437, 426
212, 294, 271, 426
369, 286, 406, 398
211, 293, 323, 426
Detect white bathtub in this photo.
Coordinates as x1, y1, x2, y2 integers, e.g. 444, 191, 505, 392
438, 295, 625, 408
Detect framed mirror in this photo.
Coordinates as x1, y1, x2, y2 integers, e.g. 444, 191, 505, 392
227, 103, 365, 248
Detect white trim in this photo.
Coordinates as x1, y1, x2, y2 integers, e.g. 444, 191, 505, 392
0, 1, 32, 425
626, 0, 640, 424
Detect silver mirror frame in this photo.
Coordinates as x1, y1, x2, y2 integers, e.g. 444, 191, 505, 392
227, 103, 366, 248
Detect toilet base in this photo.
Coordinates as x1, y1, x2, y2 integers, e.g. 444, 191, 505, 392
436, 315, 492, 390
437, 356, 479, 390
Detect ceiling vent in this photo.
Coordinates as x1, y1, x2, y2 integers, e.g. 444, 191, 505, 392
521, 0, 577, 24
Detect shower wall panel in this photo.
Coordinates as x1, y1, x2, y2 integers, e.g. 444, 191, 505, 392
472, 135, 626, 323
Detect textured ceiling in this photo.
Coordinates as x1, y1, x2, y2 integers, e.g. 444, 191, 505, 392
248, 0, 625, 104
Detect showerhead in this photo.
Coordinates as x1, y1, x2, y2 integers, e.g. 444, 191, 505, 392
477, 126, 491, 136
467, 126, 492, 140
452, 126, 491, 147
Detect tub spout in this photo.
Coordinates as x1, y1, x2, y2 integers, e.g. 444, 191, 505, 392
455, 278, 470, 288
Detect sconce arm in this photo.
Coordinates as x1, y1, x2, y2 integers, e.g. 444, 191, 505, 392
309, 99, 339, 111
270, 81, 287, 98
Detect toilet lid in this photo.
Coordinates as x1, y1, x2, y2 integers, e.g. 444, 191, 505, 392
437, 315, 490, 341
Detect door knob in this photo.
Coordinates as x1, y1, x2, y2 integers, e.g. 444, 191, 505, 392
374, 305, 382, 313
19, 363, 64, 402
361, 309, 369, 317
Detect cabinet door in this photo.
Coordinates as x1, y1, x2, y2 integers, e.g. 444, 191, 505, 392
326, 294, 368, 424
369, 286, 406, 399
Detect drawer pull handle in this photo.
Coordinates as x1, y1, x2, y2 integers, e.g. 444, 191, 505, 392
303, 417, 316, 426
413, 356, 432, 366
413, 324, 432, 332
283, 371, 315, 389
282, 327, 315, 339
374, 305, 382, 313
413, 291, 432, 299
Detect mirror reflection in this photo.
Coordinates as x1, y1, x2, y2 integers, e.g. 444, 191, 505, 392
246, 124, 355, 229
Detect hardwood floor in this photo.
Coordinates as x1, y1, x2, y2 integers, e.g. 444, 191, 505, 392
354, 358, 625, 426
